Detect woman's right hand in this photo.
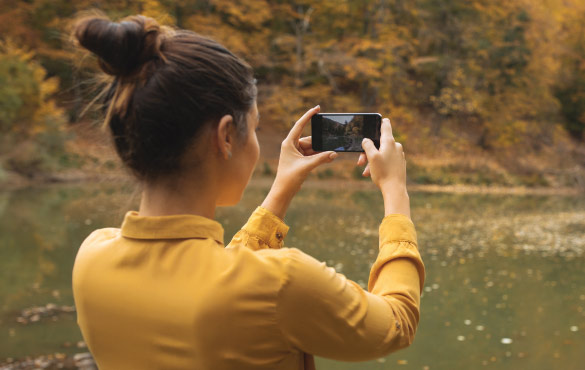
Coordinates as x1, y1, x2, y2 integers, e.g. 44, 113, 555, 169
358, 118, 411, 218
261, 106, 337, 220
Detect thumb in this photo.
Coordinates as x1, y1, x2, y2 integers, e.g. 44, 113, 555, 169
307, 151, 338, 170
362, 138, 377, 158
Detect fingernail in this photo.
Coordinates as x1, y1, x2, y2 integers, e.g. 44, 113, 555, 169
314, 105, 320, 109
329, 152, 338, 159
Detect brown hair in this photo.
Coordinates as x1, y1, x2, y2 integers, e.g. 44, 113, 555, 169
74, 14, 256, 182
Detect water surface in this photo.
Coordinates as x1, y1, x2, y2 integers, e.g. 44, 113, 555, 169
1, 183, 584, 369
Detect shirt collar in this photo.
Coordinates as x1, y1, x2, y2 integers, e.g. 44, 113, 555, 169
120, 211, 224, 245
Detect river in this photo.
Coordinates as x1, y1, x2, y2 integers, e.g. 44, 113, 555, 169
1, 182, 584, 369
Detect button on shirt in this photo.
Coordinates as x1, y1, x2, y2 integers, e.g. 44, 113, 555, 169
72, 206, 425, 369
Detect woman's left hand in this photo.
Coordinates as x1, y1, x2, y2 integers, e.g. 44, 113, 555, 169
261, 105, 338, 219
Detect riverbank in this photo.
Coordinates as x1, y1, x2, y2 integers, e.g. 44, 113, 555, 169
0, 169, 582, 196
1, 123, 583, 194
0, 352, 96, 370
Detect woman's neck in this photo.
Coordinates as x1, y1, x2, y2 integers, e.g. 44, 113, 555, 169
138, 176, 217, 219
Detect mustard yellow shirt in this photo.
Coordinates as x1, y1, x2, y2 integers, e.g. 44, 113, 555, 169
73, 206, 425, 369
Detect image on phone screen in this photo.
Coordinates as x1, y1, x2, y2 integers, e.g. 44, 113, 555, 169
312, 113, 381, 152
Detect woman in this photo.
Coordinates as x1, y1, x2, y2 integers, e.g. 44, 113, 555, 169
72, 14, 425, 370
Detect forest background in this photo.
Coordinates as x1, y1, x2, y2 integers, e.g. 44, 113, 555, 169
1, 0, 585, 190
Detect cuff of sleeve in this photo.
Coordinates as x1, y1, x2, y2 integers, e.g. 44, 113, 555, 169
373, 214, 425, 293
379, 214, 417, 247
242, 206, 290, 249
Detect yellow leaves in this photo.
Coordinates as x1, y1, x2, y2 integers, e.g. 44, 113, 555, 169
260, 84, 305, 129
311, 1, 349, 32
140, 0, 176, 25
343, 57, 381, 80
210, 0, 272, 29
472, 2, 488, 13
431, 67, 481, 117
186, 14, 247, 56
328, 94, 362, 113
349, 39, 385, 55
0, 0, 579, 169
0, 39, 34, 62
0, 39, 65, 138
491, 120, 529, 149
40, 76, 59, 97
32, 99, 64, 135
318, 36, 387, 83
320, 39, 339, 49
186, 8, 271, 64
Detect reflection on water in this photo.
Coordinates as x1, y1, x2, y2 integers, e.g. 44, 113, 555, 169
1, 183, 584, 369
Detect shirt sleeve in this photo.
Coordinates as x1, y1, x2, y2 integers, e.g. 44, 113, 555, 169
276, 214, 425, 361
225, 206, 290, 251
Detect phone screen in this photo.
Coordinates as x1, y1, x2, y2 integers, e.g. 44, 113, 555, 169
311, 113, 381, 152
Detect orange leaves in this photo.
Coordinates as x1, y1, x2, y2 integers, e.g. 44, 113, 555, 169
349, 39, 385, 55
0, 0, 582, 169
210, 0, 272, 30
140, 0, 176, 25
431, 67, 481, 117
187, 13, 248, 56
342, 57, 382, 81
185, 2, 272, 66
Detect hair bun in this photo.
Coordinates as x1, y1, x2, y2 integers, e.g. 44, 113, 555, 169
75, 15, 163, 76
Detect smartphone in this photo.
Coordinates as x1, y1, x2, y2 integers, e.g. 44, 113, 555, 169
311, 113, 382, 152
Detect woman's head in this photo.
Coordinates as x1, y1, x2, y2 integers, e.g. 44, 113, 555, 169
74, 14, 258, 196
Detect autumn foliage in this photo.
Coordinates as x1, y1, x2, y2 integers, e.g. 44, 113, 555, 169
0, 0, 584, 185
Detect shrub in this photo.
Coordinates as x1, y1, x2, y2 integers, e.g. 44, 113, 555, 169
0, 40, 70, 176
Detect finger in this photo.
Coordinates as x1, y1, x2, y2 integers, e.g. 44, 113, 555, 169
287, 105, 320, 142
299, 136, 318, 155
357, 152, 367, 166
306, 150, 337, 170
380, 117, 394, 151
362, 164, 371, 177
381, 117, 393, 138
299, 136, 312, 146
301, 147, 319, 156
362, 138, 378, 158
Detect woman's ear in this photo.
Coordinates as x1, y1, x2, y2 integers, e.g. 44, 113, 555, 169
216, 114, 234, 160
